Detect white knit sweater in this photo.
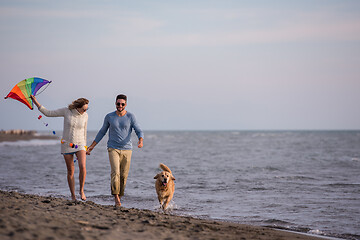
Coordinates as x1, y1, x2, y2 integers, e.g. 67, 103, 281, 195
38, 105, 88, 153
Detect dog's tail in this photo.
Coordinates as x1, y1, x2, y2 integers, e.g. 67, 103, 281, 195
160, 163, 172, 174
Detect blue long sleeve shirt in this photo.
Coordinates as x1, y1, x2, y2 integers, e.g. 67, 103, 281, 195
94, 111, 144, 150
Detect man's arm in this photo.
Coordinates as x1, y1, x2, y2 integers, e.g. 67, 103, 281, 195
138, 137, 143, 148
86, 141, 98, 155
86, 114, 110, 155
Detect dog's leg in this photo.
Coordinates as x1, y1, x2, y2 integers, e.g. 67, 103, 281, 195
158, 197, 164, 209
162, 198, 170, 210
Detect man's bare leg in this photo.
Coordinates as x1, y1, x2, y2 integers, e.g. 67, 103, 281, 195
114, 194, 121, 206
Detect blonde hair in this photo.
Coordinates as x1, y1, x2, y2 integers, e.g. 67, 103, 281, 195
68, 98, 89, 110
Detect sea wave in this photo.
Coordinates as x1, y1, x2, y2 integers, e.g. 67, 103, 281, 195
1, 130, 359, 239
0, 139, 58, 147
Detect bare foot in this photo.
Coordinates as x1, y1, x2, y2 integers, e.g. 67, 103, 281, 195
71, 194, 76, 201
80, 191, 86, 201
114, 195, 121, 206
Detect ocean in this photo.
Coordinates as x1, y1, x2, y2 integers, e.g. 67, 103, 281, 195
0, 130, 359, 239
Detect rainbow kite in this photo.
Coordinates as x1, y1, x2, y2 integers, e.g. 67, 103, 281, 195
4, 77, 51, 110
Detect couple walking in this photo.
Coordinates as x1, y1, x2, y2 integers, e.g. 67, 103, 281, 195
31, 94, 144, 206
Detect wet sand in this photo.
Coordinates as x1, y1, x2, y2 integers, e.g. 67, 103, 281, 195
0, 190, 327, 240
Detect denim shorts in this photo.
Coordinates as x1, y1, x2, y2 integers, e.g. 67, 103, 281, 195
63, 152, 77, 155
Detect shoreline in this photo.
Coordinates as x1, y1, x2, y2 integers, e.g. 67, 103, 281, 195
0, 130, 57, 142
0, 190, 327, 240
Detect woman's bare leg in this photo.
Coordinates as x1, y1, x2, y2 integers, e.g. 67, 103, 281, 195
76, 150, 87, 201
64, 154, 76, 201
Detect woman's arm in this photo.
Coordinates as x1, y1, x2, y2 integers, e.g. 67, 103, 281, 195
30, 95, 65, 117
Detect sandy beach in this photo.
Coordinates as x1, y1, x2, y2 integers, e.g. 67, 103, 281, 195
0, 190, 328, 240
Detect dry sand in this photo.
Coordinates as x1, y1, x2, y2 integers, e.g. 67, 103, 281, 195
0, 190, 327, 240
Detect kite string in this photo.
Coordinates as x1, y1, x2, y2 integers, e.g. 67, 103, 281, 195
35, 81, 51, 96
23, 81, 52, 99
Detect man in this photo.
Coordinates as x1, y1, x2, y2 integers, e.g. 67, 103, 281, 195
87, 94, 144, 207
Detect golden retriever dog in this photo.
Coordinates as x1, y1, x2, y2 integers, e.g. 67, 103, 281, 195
154, 163, 175, 210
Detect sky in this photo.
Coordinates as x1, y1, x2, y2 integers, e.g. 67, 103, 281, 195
1, 0, 360, 131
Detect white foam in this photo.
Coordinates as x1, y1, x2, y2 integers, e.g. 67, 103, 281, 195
0, 139, 58, 147
152, 201, 178, 213
308, 229, 324, 235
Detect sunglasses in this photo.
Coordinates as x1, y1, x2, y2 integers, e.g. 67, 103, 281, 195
116, 102, 125, 107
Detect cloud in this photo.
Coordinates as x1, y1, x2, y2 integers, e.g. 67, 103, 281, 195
2, 3, 359, 48
100, 21, 360, 47
1, 1, 360, 130
99, 7, 360, 47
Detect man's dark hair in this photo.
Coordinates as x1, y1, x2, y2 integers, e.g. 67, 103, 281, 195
116, 94, 127, 102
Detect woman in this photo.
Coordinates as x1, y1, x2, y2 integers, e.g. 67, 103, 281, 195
30, 95, 89, 201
